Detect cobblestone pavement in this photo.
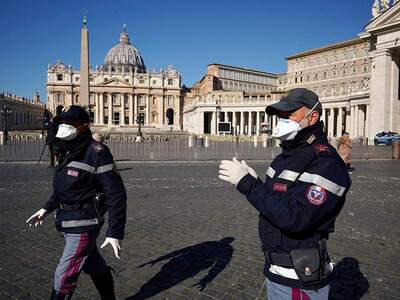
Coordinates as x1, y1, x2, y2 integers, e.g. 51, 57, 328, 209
0, 160, 399, 299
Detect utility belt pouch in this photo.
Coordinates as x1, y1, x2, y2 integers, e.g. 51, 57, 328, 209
92, 193, 107, 217
290, 247, 322, 288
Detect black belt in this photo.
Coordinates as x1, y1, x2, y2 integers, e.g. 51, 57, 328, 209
59, 202, 92, 211
263, 249, 294, 268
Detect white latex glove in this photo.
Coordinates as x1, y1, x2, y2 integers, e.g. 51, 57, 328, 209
101, 237, 122, 259
219, 157, 249, 186
26, 208, 48, 227
241, 160, 259, 179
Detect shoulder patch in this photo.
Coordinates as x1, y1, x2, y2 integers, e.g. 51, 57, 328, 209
91, 142, 104, 153
306, 185, 327, 206
314, 144, 330, 154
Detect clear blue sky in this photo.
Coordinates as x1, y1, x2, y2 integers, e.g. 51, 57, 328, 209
0, 0, 372, 102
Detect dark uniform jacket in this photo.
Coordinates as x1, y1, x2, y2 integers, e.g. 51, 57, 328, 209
237, 121, 351, 288
43, 138, 127, 240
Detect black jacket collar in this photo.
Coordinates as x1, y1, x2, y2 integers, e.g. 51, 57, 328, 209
280, 121, 327, 152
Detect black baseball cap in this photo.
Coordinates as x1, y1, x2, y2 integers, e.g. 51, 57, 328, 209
265, 88, 322, 116
59, 105, 90, 124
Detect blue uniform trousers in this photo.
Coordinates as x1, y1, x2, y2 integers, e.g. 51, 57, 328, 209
53, 230, 107, 294
266, 278, 330, 300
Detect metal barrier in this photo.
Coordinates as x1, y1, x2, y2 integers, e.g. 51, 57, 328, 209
0, 138, 395, 162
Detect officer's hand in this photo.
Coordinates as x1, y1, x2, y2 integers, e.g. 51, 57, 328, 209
241, 160, 259, 179
219, 157, 249, 186
101, 237, 122, 259
26, 208, 48, 227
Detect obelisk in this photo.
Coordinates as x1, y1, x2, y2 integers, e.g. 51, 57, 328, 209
80, 16, 90, 107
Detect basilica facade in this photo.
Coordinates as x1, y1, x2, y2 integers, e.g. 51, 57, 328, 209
46, 26, 183, 132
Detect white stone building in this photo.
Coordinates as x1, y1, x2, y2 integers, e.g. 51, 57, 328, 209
47, 25, 183, 132
0, 90, 46, 130
282, 0, 400, 142
183, 64, 281, 135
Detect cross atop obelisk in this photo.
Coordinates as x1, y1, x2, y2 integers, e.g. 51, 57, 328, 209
80, 15, 90, 107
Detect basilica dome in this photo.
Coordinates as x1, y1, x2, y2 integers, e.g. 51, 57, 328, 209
104, 27, 146, 73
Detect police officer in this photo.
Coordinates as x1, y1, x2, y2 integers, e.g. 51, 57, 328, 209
26, 105, 127, 300
219, 88, 351, 299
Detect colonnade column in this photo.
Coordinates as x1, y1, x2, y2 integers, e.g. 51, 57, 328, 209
232, 111, 236, 135
328, 108, 334, 138
365, 104, 370, 139
355, 105, 359, 138
248, 111, 253, 136
336, 107, 343, 137
350, 106, 355, 137
240, 112, 244, 135
256, 111, 260, 135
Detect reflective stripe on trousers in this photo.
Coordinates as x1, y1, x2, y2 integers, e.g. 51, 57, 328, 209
266, 278, 330, 300
53, 231, 108, 294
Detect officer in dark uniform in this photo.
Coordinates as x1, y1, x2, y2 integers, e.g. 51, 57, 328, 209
26, 105, 127, 300
219, 88, 351, 299
46, 105, 63, 168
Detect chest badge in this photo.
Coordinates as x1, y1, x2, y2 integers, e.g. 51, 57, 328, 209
67, 169, 79, 177
306, 185, 327, 206
273, 183, 287, 192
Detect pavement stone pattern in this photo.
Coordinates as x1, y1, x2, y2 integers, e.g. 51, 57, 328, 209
0, 160, 399, 299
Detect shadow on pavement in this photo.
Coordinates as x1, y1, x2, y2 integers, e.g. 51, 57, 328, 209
329, 257, 369, 299
127, 237, 234, 299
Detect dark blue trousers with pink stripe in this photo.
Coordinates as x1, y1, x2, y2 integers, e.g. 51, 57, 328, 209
54, 230, 108, 294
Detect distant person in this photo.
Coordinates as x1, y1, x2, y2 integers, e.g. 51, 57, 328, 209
46, 105, 63, 168
337, 132, 353, 174
26, 105, 127, 299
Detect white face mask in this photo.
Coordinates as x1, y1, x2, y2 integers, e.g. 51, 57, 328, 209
56, 124, 78, 141
272, 102, 319, 141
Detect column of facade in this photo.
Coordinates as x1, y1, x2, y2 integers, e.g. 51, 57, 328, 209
108, 93, 113, 125
240, 111, 244, 135
175, 95, 180, 128
99, 93, 104, 125
336, 107, 343, 137
120, 94, 126, 125
328, 108, 334, 137
256, 111, 260, 135
210, 111, 216, 134
359, 106, 365, 137
134, 94, 138, 125
129, 94, 134, 125
248, 111, 253, 136
145, 94, 150, 125
94, 93, 99, 124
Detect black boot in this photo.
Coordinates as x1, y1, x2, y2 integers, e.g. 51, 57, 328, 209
91, 267, 116, 300
50, 289, 73, 300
